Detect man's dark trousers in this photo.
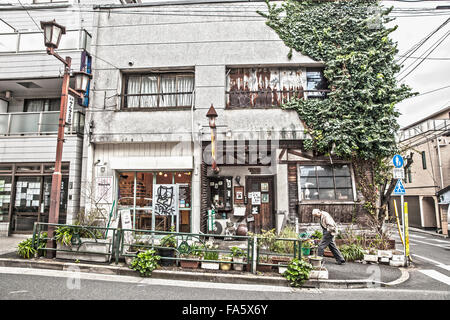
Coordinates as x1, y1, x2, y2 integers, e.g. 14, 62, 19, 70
317, 229, 345, 263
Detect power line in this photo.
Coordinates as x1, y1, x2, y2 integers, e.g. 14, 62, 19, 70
398, 30, 450, 82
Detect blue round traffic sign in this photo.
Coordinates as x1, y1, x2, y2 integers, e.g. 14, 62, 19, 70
393, 155, 404, 168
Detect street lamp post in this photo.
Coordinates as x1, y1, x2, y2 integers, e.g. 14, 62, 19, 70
40, 20, 91, 257
206, 104, 220, 174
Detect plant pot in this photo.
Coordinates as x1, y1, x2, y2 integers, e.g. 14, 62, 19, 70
301, 247, 311, 256
309, 256, 323, 268
232, 257, 245, 271
271, 256, 291, 265
220, 258, 232, 271
125, 250, 137, 266
256, 264, 273, 272
180, 258, 200, 269
56, 238, 112, 263
278, 262, 288, 274
201, 260, 220, 270
157, 247, 176, 266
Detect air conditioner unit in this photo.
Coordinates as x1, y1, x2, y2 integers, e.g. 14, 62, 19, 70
210, 219, 229, 236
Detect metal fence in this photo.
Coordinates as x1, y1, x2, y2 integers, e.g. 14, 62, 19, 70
31, 222, 305, 274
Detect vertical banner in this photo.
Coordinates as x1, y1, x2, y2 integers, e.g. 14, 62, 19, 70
66, 94, 75, 125
120, 209, 133, 244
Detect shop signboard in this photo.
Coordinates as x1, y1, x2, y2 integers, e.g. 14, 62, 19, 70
153, 184, 179, 216
95, 176, 113, 204
120, 209, 133, 244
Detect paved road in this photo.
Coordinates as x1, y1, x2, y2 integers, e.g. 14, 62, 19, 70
390, 229, 450, 292
0, 266, 448, 301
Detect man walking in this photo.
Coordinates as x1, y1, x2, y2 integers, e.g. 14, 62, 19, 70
312, 209, 346, 265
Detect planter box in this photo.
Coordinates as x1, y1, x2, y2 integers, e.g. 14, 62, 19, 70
378, 250, 393, 259
379, 257, 390, 264
201, 261, 220, 270
323, 250, 334, 257
278, 263, 288, 274
125, 251, 137, 266
271, 256, 291, 265
391, 254, 406, 262
363, 254, 378, 263
180, 259, 200, 269
256, 264, 273, 272
309, 267, 328, 280
56, 238, 112, 263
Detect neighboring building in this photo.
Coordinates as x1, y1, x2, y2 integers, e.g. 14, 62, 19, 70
392, 106, 450, 235
0, 0, 120, 236
84, 0, 363, 237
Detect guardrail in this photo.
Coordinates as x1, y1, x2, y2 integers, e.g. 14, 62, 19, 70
0, 111, 85, 136
31, 222, 305, 274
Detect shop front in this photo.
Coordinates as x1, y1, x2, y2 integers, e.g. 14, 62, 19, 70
201, 140, 279, 235
0, 162, 69, 233
117, 170, 192, 232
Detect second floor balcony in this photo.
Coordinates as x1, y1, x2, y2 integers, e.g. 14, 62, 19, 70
0, 111, 85, 136
399, 119, 450, 142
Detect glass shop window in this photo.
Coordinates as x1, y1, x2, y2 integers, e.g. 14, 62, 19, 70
117, 171, 192, 232
299, 164, 353, 201
0, 176, 12, 223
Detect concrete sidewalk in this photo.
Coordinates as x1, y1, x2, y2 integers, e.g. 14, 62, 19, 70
0, 235, 408, 289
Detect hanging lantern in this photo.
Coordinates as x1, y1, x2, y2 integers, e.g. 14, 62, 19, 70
40, 20, 66, 49
72, 71, 92, 94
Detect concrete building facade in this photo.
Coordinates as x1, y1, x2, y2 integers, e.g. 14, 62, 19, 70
393, 106, 450, 235
0, 0, 120, 235
83, 0, 363, 237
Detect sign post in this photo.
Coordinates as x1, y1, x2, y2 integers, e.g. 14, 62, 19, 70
393, 154, 408, 266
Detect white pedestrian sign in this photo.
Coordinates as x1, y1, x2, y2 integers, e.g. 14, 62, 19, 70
393, 179, 406, 195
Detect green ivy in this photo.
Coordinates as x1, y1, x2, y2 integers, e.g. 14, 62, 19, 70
259, 0, 416, 223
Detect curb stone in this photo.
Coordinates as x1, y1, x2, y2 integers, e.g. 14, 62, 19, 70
0, 257, 404, 289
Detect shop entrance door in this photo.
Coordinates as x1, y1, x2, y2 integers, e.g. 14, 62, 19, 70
245, 175, 275, 234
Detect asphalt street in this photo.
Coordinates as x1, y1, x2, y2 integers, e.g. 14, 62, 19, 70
390, 229, 450, 292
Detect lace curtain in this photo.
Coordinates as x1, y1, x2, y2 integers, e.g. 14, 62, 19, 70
126, 74, 193, 108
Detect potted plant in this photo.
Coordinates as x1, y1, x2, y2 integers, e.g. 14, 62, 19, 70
282, 258, 313, 287
301, 239, 312, 256
201, 249, 220, 270
230, 246, 246, 271
158, 228, 177, 267
55, 225, 112, 263
129, 249, 160, 277
179, 243, 204, 269
308, 255, 323, 268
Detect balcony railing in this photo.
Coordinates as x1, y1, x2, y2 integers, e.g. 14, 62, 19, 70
0, 29, 91, 54
0, 111, 85, 136
399, 119, 450, 141
225, 89, 330, 108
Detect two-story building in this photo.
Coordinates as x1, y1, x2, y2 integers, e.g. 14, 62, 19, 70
392, 106, 450, 235
0, 0, 123, 236
84, 0, 362, 237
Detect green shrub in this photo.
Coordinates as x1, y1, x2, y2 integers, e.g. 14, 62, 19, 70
55, 225, 102, 247
17, 238, 36, 259
160, 227, 177, 248
283, 258, 313, 287
339, 244, 364, 261
130, 249, 160, 277
203, 250, 219, 261
17, 232, 48, 259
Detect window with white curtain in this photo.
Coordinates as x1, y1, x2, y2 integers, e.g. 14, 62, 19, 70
24, 98, 60, 112
123, 72, 194, 109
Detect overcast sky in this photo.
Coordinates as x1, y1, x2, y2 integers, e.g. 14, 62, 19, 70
4, 0, 450, 128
